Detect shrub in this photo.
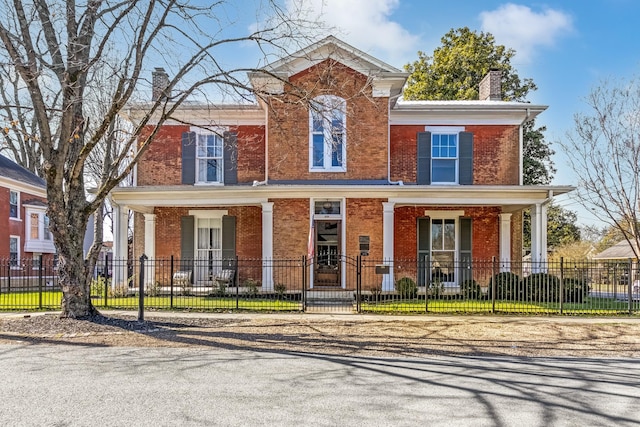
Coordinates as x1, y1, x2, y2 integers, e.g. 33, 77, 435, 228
563, 278, 590, 303
90, 277, 108, 297
274, 283, 287, 299
395, 277, 417, 299
244, 279, 260, 297
369, 284, 382, 303
461, 279, 482, 299
488, 272, 521, 300
522, 273, 561, 302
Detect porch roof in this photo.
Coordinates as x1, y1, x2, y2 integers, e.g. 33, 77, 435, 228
110, 184, 574, 214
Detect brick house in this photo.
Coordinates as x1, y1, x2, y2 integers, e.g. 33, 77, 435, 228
0, 154, 55, 267
111, 36, 572, 291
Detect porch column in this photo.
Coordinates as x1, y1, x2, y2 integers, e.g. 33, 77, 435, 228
112, 203, 129, 287
530, 204, 543, 273
499, 213, 512, 272
144, 213, 156, 285
382, 202, 395, 291
261, 202, 274, 291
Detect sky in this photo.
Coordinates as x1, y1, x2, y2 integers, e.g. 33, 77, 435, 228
259, 0, 638, 229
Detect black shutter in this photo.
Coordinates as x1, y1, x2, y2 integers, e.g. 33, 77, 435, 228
417, 132, 431, 185
459, 217, 472, 283
417, 217, 430, 287
181, 132, 196, 184
223, 131, 238, 185
221, 215, 236, 269
458, 132, 473, 185
180, 215, 195, 282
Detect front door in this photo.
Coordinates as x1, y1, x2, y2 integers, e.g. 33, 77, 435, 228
314, 220, 341, 286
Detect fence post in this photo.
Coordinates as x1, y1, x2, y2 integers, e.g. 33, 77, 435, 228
491, 256, 496, 314
38, 254, 43, 309
170, 256, 174, 309
104, 253, 110, 307
236, 256, 240, 310
629, 258, 633, 315
302, 255, 307, 312
356, 255, 361, 313
425, 255, 430, 313
559, 257, 564, 315
138, 254, 147, 322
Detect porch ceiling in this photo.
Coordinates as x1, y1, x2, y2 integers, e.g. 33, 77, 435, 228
110, 184, 573, 213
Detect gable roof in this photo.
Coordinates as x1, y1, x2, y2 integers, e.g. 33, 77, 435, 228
593, 240, 639, 260
0, 154, 45, 188
263, 35, 404, 76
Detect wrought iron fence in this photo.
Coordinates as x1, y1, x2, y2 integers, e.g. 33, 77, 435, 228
0, 255, 639, 315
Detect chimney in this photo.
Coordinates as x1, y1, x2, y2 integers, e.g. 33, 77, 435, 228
152, 68, 170, 101
479, 69, 502, 101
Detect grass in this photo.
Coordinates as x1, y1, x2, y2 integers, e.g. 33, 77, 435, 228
0, 291, 301, 311
361, 297, 640, 314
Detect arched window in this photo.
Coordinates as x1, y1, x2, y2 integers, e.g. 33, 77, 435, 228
309, 95, 346, 172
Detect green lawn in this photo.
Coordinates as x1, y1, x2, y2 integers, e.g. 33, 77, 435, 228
0, 291, 301, 311
361, 297, 639, 314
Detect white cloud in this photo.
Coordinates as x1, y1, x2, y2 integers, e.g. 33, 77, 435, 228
286, 0, 420, 66
479, 3, 573, 63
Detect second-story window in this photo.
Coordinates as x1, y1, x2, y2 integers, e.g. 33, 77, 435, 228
431, 133, 458, 184
309, 95, 346, 172
196, 133, 223, 184
9, 191, 18, 218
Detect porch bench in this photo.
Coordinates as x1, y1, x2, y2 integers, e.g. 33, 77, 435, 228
212, 269, 235, 286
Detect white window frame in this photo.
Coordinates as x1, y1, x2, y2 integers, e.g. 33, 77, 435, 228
194, 130, 225, 185
189, 210, 228, 282
426, 126, 464, 185
309, 95, 347, 172
9, 235, 19, 267
9, 190, 19, 219
424, 210, 464, 287
24, 208, 56, 253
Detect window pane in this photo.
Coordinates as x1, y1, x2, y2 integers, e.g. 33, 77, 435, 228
313, 134, 324, 167
30, 213, 39, 239
314, 201, 341, 215
44, 216, 51, 240
443, 219, 455, 250
331, 135, 343, 167
431, 220, 443, 250
206, 159, 219, 182
432, 159, 456, 182
431, 251, 454, 283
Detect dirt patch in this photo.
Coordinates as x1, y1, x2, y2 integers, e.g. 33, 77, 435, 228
1, 312, 640, 358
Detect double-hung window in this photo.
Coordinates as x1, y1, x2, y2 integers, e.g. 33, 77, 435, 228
309, 95, 346, 172
9, 191, 18, 218
417, 128, 473, 185
24, 208, 55, 253
196, 133, 223, 184
431, 134, 458, 184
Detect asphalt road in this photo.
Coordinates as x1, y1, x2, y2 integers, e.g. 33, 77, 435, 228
1, 344, 639, 426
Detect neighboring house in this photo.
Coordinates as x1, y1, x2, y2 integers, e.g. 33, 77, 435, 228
111, 36, 573, 291
0, 154, 55, 268
593, 240, 640, 290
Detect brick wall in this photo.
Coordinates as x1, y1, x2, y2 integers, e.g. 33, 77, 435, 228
272, 199, 309, 258
267, 59, 389, 181
390, 125, 520, 185
345, 199, 384, 259
137, 124, 265, 186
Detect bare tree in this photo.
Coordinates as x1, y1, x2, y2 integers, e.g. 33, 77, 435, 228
561, 75, 640, 259
0, 0, 316, 318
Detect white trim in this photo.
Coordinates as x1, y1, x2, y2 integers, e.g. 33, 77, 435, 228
188, 209, 228, 218
423, 210, 465, 219
308, 95, 347, 173
23, 208, 55, 253
499, 213, 512, 270
382, 202, 395, 291
425, 126, 465, 133
261, 202, 274, 290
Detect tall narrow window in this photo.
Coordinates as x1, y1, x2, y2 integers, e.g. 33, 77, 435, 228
30, 213, 40, 239
431, 218, 456, 284
9, 236, 19, 266
9, 191, 18, 218
196, 133, 223, 183
309, 95, 346, 172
